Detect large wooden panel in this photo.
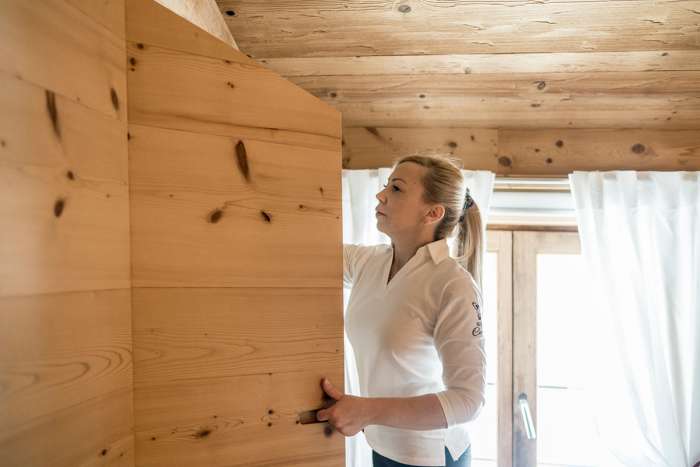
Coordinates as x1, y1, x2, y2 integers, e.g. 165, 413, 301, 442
0, 72, 130, 297
132, 287, 344, 467
0, 1, 134, 466
0, 289, 134, 467
127, 1, 343, 466
129, 124, 341, 288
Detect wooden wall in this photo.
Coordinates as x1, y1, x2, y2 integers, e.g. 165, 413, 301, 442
0, 1, 134, 466
126, 1, 344, 466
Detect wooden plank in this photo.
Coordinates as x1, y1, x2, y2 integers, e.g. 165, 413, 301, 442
259, 50, 700, 77
154, 0, 238, 50
219, 0, 699, 58
133, 289, 343, 464
129, 124, 341, 288
497, 128, 700, 175
341, 127, 700, 174
133, 287, 343, 386
286, 72, 700, 130
289, 71, 700, 97
0, 289, 134, 467
341, 127, 498, 169
0, 71, 130, 297
328, 97, 699, 129
134, 374, 344, 467
0, 0, 127, 120
133, 287, 343, 385
128, 0, 247, 64
126, 41, 341, 139
133, 286, 344, 466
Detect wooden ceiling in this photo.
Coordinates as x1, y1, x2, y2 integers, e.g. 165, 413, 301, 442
214, 0, 700, 173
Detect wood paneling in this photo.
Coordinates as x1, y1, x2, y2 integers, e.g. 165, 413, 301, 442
497, 129, 700, 174
0, 0, 127, 120
128, 0, 245, 63
218, 0, 699, 58
220, 0, 700, 161
127, 1, 344, 466
0, 290, 134, 467
0, 1, 133, 466
128, 124, 341, 288
132, 288, 344, 467
133, 287, 343, 386
126, 0, 340, 140
341, 127, 700, 175
342, 127, 498, 169
289, 72, 700, 129
0, 72, 130, 297
258, 50, 700, 77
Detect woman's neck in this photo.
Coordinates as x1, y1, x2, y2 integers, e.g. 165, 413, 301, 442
390, 232, 435, 271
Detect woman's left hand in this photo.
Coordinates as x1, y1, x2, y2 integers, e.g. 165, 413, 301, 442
316, 378, 374, 436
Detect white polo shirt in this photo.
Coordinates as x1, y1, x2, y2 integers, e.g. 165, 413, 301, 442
343, 237, 486, 466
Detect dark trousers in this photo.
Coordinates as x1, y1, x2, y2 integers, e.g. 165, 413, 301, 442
372, 445, 471, 467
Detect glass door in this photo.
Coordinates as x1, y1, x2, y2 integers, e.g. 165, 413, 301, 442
513, 231, 607, 467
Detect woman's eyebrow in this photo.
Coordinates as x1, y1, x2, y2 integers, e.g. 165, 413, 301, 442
390, 178, 407, 184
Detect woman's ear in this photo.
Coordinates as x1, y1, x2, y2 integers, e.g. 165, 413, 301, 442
424, 204, 445, 225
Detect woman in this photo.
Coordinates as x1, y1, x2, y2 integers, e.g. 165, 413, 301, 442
317, 154, 486, 467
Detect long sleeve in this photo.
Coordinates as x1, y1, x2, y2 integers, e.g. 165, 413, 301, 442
343, 243, 372, 289
433, 275, 487, 429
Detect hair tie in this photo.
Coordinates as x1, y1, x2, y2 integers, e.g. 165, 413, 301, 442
463, 188, 474, 211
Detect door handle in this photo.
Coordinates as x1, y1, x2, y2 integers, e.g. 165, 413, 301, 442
518, 393, 537, 439
298, 395, 336, 425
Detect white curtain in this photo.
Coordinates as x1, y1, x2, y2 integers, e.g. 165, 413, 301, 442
342, 168, 496, 467
569, 171, 700, 467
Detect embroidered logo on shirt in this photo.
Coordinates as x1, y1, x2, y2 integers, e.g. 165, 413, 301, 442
471, 301, 482, 336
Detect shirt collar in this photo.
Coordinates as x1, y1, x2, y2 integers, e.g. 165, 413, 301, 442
424, 237, 450, 265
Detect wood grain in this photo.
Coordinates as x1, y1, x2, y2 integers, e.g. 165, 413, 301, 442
0, 71, 130, 297
0, 289, 134, 467
219, 0, 699, 58
341, 127, 700, 175
0, 0, 127, 120
128, 124, 341, 288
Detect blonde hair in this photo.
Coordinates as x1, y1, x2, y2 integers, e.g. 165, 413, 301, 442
391, 154, 484, 290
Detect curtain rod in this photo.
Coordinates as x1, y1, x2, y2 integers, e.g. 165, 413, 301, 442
493, 176, 571, 192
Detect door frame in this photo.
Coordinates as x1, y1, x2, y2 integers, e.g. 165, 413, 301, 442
486, 230, 513, 467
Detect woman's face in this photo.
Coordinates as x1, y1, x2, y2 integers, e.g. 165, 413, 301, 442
375, 162, 443, 237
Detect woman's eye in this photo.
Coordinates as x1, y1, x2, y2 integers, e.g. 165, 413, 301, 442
383, 183, 399, 192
